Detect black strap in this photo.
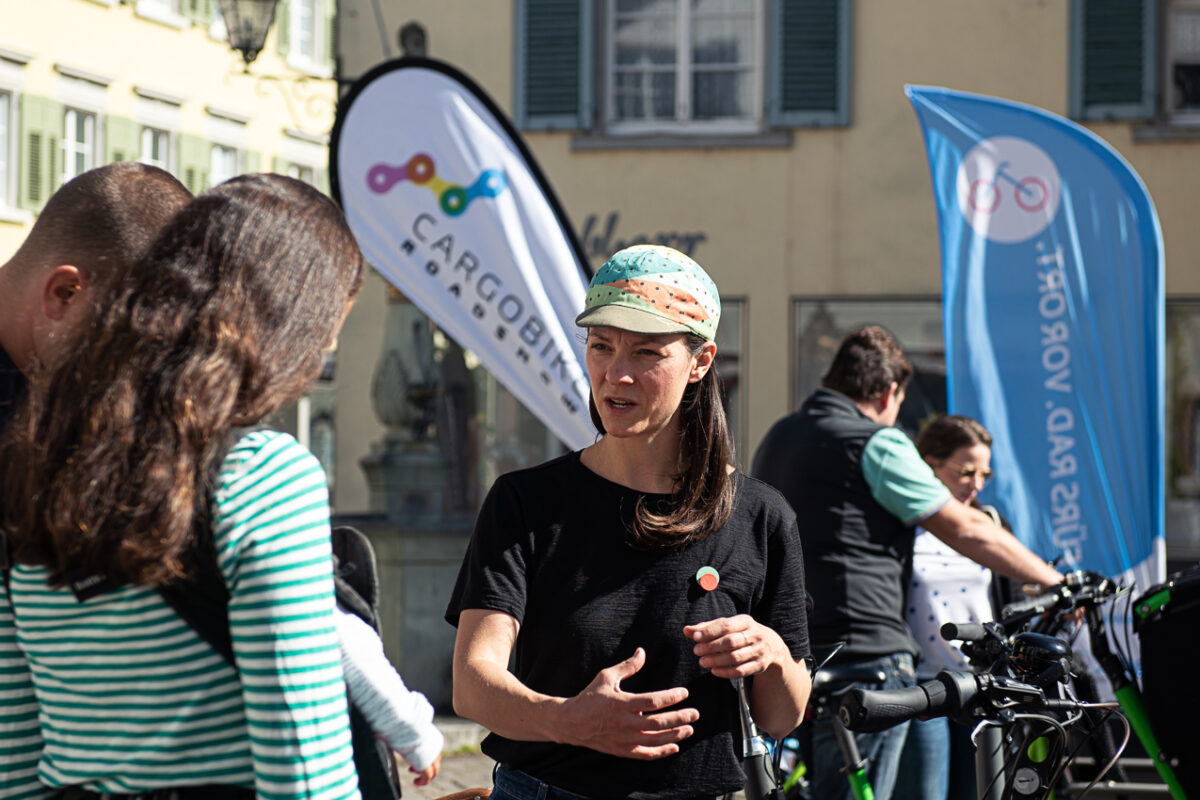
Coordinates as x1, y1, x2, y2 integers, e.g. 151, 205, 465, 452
156, 427, 259, 667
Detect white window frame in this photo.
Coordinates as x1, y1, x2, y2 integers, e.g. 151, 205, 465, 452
0, 88, 25, 222
604, 0, 763, 136
134, 0, 189, 29
287, 0, 333, 79
210, 142, 240, 186
1167, 0, 1200, 124
286, 162, 315, 184
61, 107, 98, 185
140, 126, 172, 171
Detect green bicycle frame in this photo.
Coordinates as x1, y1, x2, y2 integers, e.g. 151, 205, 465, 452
1113, 684, 1187, 800
847, 768, 875, 800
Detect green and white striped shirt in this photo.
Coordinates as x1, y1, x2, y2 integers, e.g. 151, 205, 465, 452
0, 430, 360, 800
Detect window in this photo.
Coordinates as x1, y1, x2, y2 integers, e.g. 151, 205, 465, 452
514, 0, 850, 134
792, 299, 944, 439
286, 161, 315, 185
284, 0, 332, 77
210, 143, 239, 186
294, 0, 319, 62
135, 0, 187, 28
140, 127, 171, 170
1167, 0, 1200, 122
0, 91, 11, 210
61, 108, 96, 185
606, 0, 762, 134
1167, 300, 1200, 570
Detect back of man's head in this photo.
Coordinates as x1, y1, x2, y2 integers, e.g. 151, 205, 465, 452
7, 162, 192, 293
821, 325, 914, 402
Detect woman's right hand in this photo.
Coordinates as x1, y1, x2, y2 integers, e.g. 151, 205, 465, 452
558, 647, 697, 760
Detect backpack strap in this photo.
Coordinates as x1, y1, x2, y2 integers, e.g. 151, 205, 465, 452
156, 426, 260, 667
0, 525, 11, 595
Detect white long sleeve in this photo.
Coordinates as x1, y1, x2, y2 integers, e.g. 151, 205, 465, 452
336, 608, 444, 771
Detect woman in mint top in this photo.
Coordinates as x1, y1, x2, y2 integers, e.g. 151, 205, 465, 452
0, 174, 364, 800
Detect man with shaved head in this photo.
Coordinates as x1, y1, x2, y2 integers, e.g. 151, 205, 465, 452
0, 162, 192, 414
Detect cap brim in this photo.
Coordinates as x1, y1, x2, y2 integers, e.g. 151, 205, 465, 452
575, 304, 692, 335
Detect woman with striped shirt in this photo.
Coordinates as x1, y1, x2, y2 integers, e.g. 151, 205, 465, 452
0, 174, 364, 800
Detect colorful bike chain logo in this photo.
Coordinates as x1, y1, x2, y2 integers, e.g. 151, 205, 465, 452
955, 136, 1061, 244
366, 153, 508, 216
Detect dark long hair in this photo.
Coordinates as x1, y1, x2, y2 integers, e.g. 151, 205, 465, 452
588, 333, 736, 550
1, 174, 364, 586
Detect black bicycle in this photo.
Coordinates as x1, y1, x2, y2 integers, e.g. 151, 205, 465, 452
837, 568, 1190, 800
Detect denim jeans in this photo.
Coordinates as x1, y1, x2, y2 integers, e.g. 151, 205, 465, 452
893, 716, 949, 800
490, 764, 593, 800
809, 652, 916, 800
490, 763, 720, 800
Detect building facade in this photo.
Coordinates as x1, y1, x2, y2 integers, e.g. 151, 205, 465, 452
0, 0, 337, 281
332, 0, 1200, 574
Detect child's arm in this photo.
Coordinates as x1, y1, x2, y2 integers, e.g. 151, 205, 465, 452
335, 607, 445, 775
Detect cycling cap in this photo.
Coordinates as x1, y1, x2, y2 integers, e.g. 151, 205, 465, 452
575, 244, 721, 341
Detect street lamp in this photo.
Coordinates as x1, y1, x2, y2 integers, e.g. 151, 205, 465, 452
217, 0, 281, 68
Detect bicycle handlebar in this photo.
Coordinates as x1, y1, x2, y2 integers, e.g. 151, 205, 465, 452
839, 671, 1056, 734
1001, 588, 1065, 620
838, 677, 950, 733
939, 621, 987, 642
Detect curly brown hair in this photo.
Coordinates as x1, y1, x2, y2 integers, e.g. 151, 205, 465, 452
821, 325, 913, 402
1, 174, 364, 587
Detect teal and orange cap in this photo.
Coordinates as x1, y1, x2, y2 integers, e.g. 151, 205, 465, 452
575, 244, 721, 341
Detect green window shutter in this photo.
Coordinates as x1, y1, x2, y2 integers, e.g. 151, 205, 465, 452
769, 0, 851, 127
243, 149, 261, 175
277, 0, 290, 56
513, 0, 593, 131
105, 115, 140, 165
18, 95, 63, 212
315, 165, 329, 196
177, 133, 209, 194
272, 155, 289, 174
1069, 0, 1155, 121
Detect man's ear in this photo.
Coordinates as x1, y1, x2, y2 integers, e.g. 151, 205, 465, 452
880, 381, 900, 411
41, 265, 84, 320
689, 341, 718, 383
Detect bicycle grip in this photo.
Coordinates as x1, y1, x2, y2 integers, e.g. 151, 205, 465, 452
940, 621, 986, 642
1001, 588, 1064, 620
838, 678, 949, 733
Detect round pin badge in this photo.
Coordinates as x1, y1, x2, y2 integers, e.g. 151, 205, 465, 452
696, 566, 720, 592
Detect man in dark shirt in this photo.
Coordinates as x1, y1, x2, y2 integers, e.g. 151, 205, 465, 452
752, 326, 1064, 800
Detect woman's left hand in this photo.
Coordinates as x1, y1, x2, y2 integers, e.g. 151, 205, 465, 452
683, 615, 789, 680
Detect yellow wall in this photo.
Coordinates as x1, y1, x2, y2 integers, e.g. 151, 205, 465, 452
0, 0, 336, 257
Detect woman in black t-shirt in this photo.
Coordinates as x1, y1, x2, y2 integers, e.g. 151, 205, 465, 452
446, 245, 812, 800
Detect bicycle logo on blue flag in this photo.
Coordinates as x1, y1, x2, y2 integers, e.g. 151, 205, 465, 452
955, 136, 1061, 243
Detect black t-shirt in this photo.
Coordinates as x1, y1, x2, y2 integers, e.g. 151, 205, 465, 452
445, 451, 810, 800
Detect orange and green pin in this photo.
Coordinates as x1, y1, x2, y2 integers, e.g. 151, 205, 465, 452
696, 566, 720, 592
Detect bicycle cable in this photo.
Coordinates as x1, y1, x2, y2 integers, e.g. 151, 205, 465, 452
1072, 707, 1131, 800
